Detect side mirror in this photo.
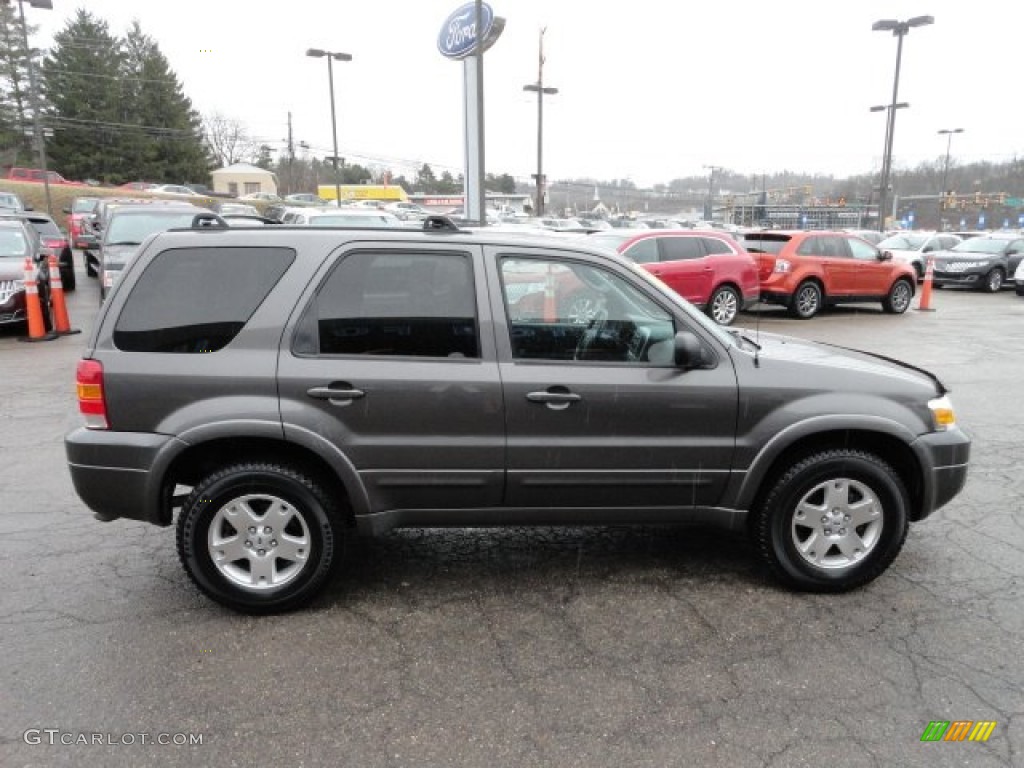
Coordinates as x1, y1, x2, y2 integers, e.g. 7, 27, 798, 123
673, 331, 708, 370
879, 250, 893, 261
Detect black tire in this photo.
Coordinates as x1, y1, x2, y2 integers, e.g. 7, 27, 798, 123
1016, 284, 1024, 297
61, 265, 76, 292
176, 463, 344, 613
752, 449, 909, 592
707, 284, 741, 326
84, 252, 97, 278
882, 278, 913, 314
982, 268, 1004, 293
788, 280, 822, 319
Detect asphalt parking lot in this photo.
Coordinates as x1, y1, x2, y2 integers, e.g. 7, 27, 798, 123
1, 262, 1021, 768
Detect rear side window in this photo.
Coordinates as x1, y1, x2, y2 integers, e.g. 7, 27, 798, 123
113, 246, 293, 353
621, 238, 658, 264
659, 236, 703, 261
305, 251, 479, 358
701, 237, 733, 255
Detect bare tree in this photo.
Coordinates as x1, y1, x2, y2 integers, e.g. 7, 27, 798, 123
202, 111, 258, 168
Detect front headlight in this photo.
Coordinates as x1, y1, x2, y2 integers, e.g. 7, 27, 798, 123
928, 395, 957, 431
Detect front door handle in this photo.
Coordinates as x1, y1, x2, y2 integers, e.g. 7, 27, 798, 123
307, 384, 366, 404
526, 389, 581, 411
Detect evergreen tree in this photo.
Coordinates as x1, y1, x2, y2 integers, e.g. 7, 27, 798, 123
120, 21, 209, 184
40, 9, 123, 181
0, 3, 35, 165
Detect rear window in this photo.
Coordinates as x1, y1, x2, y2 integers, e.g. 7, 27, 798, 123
740, 234, 791, 255
0, 229, 28, 257
73, 198, 98, 213
28, 218, 61, 237
113, 246, 293, 353
105, 211, 203, 245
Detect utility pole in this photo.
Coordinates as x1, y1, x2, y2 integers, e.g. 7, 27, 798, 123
703, 165, 723, 222
286, 111, 295, 196
523, 28, 557, 217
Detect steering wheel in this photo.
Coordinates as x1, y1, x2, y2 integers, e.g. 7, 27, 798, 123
574, 307, 609, 361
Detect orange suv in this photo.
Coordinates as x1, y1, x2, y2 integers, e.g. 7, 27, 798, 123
740, 230, 917, 319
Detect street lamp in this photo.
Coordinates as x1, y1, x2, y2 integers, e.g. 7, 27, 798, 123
523, 27, 557, 217
870, 102, 908, 227
11, 0, 54, 216
703, 165, 723, 222
938, 128, 964, 214
306, 47, 352, 207
872, 15, 933, 231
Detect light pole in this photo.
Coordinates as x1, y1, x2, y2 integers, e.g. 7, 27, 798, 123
938, 128, 963, 217
13, 0, 53, 216
703, 165, 722, 222
306, 47, 352, 207
872, 15, 934, 231
523, 27, 557, 217
870, 102, 908, 229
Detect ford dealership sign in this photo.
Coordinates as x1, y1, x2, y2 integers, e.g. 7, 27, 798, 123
438, 2, 503, 59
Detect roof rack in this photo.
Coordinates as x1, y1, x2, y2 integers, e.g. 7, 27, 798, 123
191, 212, 228, 228
422, 215, 466, 233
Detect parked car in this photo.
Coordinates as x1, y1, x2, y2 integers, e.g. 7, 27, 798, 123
0, 211, 75, 290
212, 202, 259, 216
63, 196, 99, 251
220, 214, 280, 226
83, 198, 193, 277
117, 181, 158, 192
876, 232, 962, 280
589, 229, 760, 325
150, 184, 203, 197
2, 166, 83, 185
1015, 258, 1024, 296
64, 217, 971, 613
383, 201, 431, 221
239, 192, 282, 202
739, 230, 917, 319
930, 235, 1024, 292
844, 229, 887, 246
0, 219, 49, 329
97, 204, 209, 303
289, 207, 401, 228
284, 193, 326, 206
0, 191, 29, 212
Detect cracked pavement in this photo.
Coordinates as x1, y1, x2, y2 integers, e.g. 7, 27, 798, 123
1, 267, 1020, 767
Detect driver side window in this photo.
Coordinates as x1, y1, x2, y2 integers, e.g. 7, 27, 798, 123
500, 257, 676, 364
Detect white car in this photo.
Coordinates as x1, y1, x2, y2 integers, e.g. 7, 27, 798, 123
287, 206, 400, 228
384, 201, 431, 220
239, 192, 282, 202
149, 184, 202, 197
876, 232, 962, 280
1015, 258, 1024, 296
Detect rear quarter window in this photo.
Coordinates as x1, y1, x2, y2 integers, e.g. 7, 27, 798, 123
113, 246, 294, 353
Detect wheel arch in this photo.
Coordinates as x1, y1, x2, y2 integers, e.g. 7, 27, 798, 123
161, 436, 361, 528
739, 428, 925, 526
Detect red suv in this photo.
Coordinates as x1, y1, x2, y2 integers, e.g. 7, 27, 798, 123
2, 167, 83, 185
588, 229, 760, 325
740, 230, 917, 319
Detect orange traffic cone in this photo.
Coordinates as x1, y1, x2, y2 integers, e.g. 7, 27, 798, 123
47, 254, 80, 336
916, 255, 936, 312
18, 257, 57, 343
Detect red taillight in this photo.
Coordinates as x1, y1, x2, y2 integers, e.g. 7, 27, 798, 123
43, 238, 66, 250
76, 359, 109, 429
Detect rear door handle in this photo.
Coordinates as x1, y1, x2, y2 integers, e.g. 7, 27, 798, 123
307, 384, 366, 404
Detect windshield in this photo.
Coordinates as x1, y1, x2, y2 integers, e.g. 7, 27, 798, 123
105, 211, 203, 244
951, 238, 1009, 255
0, 229, 29, 258
73, 198, 98, 213
878, 234, 927, 250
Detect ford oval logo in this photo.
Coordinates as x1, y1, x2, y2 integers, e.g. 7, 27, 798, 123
438, 2, 495, 60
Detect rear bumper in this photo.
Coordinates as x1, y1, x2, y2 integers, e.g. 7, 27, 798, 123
932, 271, 982, 287
65, 427, 180, 525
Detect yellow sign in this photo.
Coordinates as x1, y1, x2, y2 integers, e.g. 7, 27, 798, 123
317, 184, 408, 202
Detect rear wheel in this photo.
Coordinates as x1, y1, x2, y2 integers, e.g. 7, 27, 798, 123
752, 450, 909, 592
176, 463, 344, 613
788, 280, 822, 319
882, 278, 913, 314
707, 285, 741, 325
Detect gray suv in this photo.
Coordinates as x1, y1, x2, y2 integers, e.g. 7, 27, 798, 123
65, 217, 971, 613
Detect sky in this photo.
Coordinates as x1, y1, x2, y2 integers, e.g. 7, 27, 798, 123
23, 0, 1024, 189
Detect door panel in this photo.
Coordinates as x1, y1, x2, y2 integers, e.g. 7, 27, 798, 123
277, 245, 505, 512
489, 248, 737, 510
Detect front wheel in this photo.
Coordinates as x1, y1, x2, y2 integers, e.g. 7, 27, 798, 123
707, 285, 741, 325
982, 268, 1004, 293
882, 278, 913, 314
788, 280, 822, 319
751, 450, 909, 592
176, 463, 344, 613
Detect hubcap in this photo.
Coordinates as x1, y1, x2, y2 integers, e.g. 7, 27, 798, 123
892, 283, 910, 311
207, 494, 311, 591
711, 290, 738, 324
797, 286, 819, 316
790, 478, 883, 570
